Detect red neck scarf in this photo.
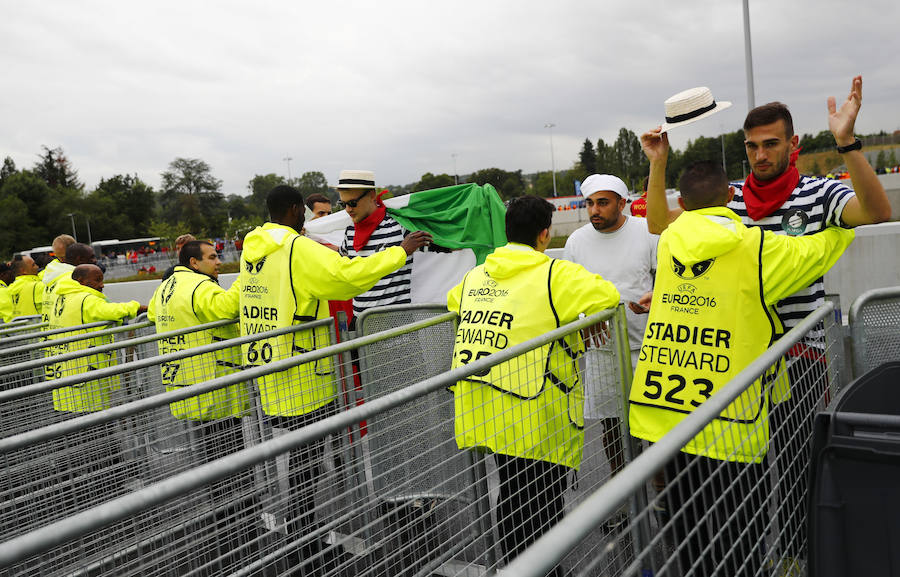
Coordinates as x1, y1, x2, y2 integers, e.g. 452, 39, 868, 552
742, 148, 801, 220
353, 190, 388, 251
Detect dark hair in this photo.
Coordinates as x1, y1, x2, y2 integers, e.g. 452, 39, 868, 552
267, 184, 304, 222
65, 243, 95, 266
305, 193, 331, 210
11, 255, 26, 275
71, 264, 99, 283
179, 241, 214, 267
743, 101, 794, 137
678, 161, 731, 210
505, 196, 554, 248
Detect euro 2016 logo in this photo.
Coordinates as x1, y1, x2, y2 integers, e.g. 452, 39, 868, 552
671, 256, 714, 280
161, 278, 176, 305
244, 256, 266, 274
54, 295, 66, 317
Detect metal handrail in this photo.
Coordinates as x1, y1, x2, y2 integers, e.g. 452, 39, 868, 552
0, 308, 616, 566
503, 302, 836, 577
0, 318, 236, 378
848, 285, 900, 377
0, 318, 331, 407
0, 321, 152, 353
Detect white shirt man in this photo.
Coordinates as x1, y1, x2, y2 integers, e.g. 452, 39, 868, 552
563, 174, 656, 501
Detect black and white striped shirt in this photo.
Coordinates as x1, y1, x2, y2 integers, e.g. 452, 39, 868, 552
341, 214, 413, 316
729, 175, 854, 340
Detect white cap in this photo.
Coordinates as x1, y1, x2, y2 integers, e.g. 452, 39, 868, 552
581, 174, 628, 198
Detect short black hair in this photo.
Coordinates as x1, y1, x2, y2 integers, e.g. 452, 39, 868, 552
505, 195, 553, 248
305, 193, 331, 210
743, 101, 794, 138
11, 255, 26, 275
179, 241, 214, 267
71, 264, 99, 283
679, 161, 731, 210
65, 243, 95, 266
267, 185, 305, 222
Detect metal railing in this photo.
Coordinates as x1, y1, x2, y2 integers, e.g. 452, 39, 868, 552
848, 285, 900, 377
505, 302, 844, 577
0, 306, 629, 577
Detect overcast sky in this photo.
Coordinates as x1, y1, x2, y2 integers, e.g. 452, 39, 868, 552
3, 1, 899, 196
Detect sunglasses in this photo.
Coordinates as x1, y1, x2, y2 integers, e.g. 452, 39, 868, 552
338, 190, 372, 209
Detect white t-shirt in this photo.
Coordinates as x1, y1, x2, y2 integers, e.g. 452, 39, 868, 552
563, 216, 657, 352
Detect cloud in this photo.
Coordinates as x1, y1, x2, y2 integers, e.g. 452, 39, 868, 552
2, 0, 898, 195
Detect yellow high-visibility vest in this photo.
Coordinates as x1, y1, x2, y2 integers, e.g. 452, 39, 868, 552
149, 266, 246, 421
8, 275, 43, 318
629, 226, 777, 463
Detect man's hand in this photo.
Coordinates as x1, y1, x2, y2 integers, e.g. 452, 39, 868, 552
628, 291, 652, 314
583, 321, 610, 348
137, 305, 149, 315
401, 231, 433, 255
641, 127, 670, 163
828, 75, 862, 147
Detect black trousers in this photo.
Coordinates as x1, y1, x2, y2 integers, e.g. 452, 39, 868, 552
495, 454, 568, 576
269, 402, 336, 576
664, 451, 767, 577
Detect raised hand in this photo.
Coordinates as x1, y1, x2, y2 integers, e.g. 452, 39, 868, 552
828, 75, 862, 147
641, 127, 670, 163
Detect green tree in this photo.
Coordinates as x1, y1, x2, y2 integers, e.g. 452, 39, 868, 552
467, 168, 525, 200
876, 150, 887, 171
596, 138, 616, 174
296, 171, 331, 201
160, 158, 226, 236
412, 172, 455, 192
247, 173, 287, 219
84, 174, 155, 240
613, 128, 646, 191
578, 138, 597, 177
33, 146, 82, 190
0, 157, 16, 189
888, 148, 898, 168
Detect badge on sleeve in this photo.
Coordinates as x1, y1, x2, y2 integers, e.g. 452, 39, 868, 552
782, 209, 808, 236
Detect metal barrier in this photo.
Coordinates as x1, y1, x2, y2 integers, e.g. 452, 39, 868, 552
505, 302, 844, 577
848, 286, 900, 377
0, 316, 44, 338
0, 306, 630, 577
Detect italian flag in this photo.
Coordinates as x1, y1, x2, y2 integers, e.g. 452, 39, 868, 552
305, 183, 507, 302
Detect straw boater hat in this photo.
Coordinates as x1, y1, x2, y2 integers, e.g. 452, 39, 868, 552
335, 169, 376, 190
659, 87, 732, 133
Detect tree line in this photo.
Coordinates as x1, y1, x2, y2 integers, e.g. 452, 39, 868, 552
2, 125, 891, 258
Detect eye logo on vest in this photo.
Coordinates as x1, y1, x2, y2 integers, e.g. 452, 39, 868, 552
54, 295, 66, 317
671, 256, 714, 280
245, 257, 267, 274
781, 209, 808, 236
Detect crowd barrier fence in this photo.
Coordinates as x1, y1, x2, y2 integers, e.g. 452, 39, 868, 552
505, 301, 844, 577
0, 305, 633, 577
848, 285, 900, 377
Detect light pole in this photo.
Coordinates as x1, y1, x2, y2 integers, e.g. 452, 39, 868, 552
451, 153, 459, 185
544, 123, 557, 197
283, 156, 293, 182
67, 213, 77, 241
84, 216, 92, 245
720, 131, 727, 174
743, 0, 756, 110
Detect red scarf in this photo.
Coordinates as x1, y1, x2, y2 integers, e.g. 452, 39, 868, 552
353, 190, 389, 251
741, 148, 801, 220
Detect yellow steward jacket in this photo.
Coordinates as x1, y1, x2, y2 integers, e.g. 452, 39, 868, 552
41, 263, 74, 323
629, 207, 854, 463
47, 276, 140, 412
148, 265, 245, 421
0, 281, 12, 323
448, 243, 620, 470
8, 275, 44, 318
239, 222, 409, 417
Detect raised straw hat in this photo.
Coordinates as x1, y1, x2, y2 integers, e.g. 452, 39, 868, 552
660, 87, 732, 133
